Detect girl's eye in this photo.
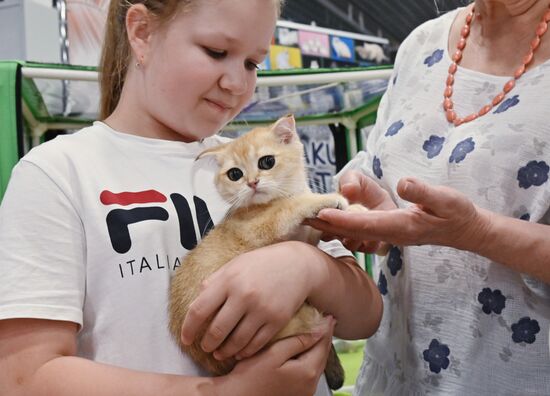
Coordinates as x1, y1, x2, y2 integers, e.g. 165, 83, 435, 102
246, 61, 260, 71
205, 48, 226, 59
258, 155, 275, 170
227, 168, 244, 181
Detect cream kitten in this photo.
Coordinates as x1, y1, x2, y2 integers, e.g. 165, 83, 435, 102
169, 115, 349, 389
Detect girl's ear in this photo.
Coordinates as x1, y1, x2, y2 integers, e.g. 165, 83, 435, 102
126, 4, 154, 66
195, 144, 228, 163
271, 114, 297, 144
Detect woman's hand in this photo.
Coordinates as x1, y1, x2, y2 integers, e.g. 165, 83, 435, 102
306, 176, 490, 252
181, 242, 318, 361
338, 169, 397, 211
311, 169, 397, 253
215, 316, 336, 396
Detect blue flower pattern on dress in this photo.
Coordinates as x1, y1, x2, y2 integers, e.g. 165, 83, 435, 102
378, 271, 388, 295
423, 339, 451, 374
517, 160, 549, 189
387, 246, 403, 276
511, 317, 540, 344
477, 288, 506, 315
494, 95, 520, 114
423, 135, 445, 159
385, 120, 404, 137
349, 11, 550, 396
424, 49, 444, 67
449, 137, 475, 163
373, 156, 383, 179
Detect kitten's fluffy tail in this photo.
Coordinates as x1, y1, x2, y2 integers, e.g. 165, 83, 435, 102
325, 344, 345, 390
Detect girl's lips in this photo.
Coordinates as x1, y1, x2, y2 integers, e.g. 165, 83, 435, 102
205, 98, 232, 112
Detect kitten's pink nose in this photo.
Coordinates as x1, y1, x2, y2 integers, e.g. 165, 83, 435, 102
247, 180, 259, 189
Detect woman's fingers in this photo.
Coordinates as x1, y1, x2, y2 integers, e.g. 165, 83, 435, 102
359, 240, 383, 254
339, 170, 395, 210
315, 209, 372, 236
305, 216, 358, 240
342, 237, 363, 252
397, 177, 469, 218
307, 207, 414, 247
374, 242, 391, 256
309, 176, 481, 251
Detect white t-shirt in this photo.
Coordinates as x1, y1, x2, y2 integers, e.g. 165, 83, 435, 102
0, 121, 349, 395
344, 8, 550, 396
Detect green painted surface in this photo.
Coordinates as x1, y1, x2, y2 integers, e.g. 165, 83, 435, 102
0, 61, 21, 198
334, 340, 365, 394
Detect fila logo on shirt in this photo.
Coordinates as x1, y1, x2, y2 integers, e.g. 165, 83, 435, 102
100, 189, 213, 254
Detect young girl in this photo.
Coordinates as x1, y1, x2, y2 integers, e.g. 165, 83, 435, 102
0, 1, 382, 395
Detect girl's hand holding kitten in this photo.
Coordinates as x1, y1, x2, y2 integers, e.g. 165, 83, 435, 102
181, 242, 322, 361
213, 316, 336, 396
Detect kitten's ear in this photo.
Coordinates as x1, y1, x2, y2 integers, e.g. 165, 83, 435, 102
272, 114, 297, 144
195, 144, 227, 162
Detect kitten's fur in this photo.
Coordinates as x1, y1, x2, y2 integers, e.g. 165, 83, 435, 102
169, 115, 347, 389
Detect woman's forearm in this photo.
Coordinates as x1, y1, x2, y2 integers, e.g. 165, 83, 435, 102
465, 207, 550, 283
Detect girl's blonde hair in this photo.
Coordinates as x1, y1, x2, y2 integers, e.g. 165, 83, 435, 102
99, 0, 284, 120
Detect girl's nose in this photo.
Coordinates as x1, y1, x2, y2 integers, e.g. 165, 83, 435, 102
219, 65, 248, 95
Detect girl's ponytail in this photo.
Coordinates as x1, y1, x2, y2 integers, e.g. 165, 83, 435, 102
99, 0, 132, 120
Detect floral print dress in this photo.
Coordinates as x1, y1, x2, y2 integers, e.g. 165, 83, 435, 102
342, 8, 550, 396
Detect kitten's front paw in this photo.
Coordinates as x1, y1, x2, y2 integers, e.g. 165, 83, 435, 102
321, 193, 349, 211
297, 193, 349, 220
346, 203, 368, 213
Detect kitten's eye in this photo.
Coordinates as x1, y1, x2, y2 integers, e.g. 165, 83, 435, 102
258, 155, 275, 170
227, 168, 244, 181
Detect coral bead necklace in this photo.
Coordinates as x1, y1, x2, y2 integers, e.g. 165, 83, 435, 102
444, 4, 550, 126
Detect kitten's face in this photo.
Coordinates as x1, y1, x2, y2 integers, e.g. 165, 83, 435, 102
201, 116, 308, 208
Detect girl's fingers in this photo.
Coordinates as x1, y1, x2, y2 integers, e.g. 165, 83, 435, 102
213, 315, 264, 360
200, 298, 247, 353
234, 323, 277, 360
181, 284, 227, 346
271, 317, 334, 365
267, 333, 323, 365
284, 317, 335, 368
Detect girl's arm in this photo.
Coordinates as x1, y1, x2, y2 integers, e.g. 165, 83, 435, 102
0, 318, 334, 396
181, 241, 382, 362
294, 242, 383, 340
